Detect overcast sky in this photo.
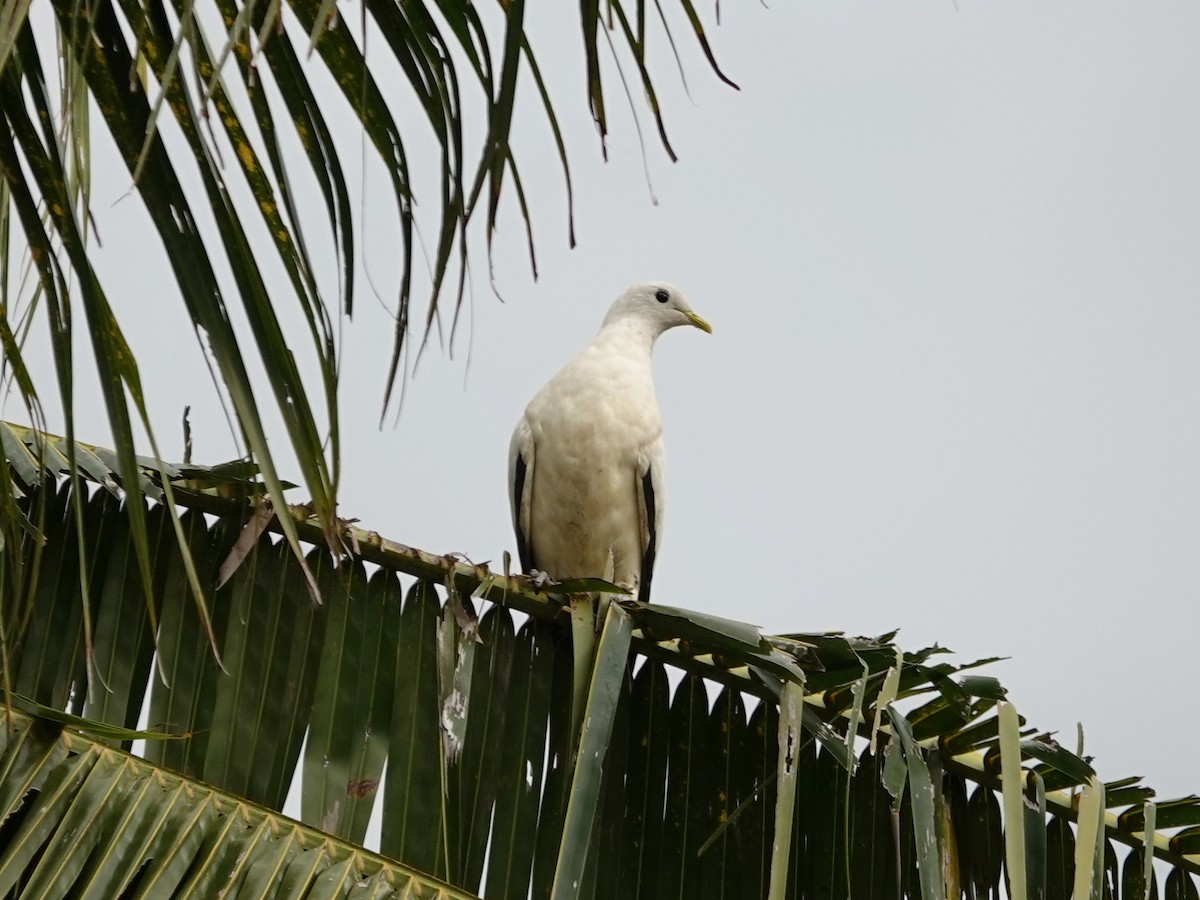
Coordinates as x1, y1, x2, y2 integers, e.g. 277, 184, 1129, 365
14, 1, 1200, 816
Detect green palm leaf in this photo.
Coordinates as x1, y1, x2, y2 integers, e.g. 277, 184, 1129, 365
0, 708, 478, 898
5, 424, 1200, 896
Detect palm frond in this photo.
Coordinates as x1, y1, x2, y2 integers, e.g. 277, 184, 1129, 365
5, 422, 1200, 897
0, 707, 479, 898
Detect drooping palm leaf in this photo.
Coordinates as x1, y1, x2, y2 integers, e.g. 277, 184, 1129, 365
4, 423, 1200, 898
0, 0, 735, 576
0, 707, 480, 899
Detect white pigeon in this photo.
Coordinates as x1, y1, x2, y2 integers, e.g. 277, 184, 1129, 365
508, 281, 712, 603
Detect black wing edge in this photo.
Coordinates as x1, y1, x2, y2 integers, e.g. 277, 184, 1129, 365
640, 468, 657, 604
513, 453, 534, 574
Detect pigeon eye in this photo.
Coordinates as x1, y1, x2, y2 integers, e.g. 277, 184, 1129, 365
655, 289, 669, 304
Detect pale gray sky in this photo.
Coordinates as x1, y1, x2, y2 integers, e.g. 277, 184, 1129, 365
15, 1, 1200, 811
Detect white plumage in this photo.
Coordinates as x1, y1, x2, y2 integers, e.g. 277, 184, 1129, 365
508, 281, 712, 602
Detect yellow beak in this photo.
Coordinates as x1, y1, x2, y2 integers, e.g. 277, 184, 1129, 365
685, 311, 713, 334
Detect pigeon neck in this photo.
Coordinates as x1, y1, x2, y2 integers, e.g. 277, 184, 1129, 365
594, 317, 662, 357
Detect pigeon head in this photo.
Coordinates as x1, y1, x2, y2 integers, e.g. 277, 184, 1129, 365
602, 281, 713, 336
